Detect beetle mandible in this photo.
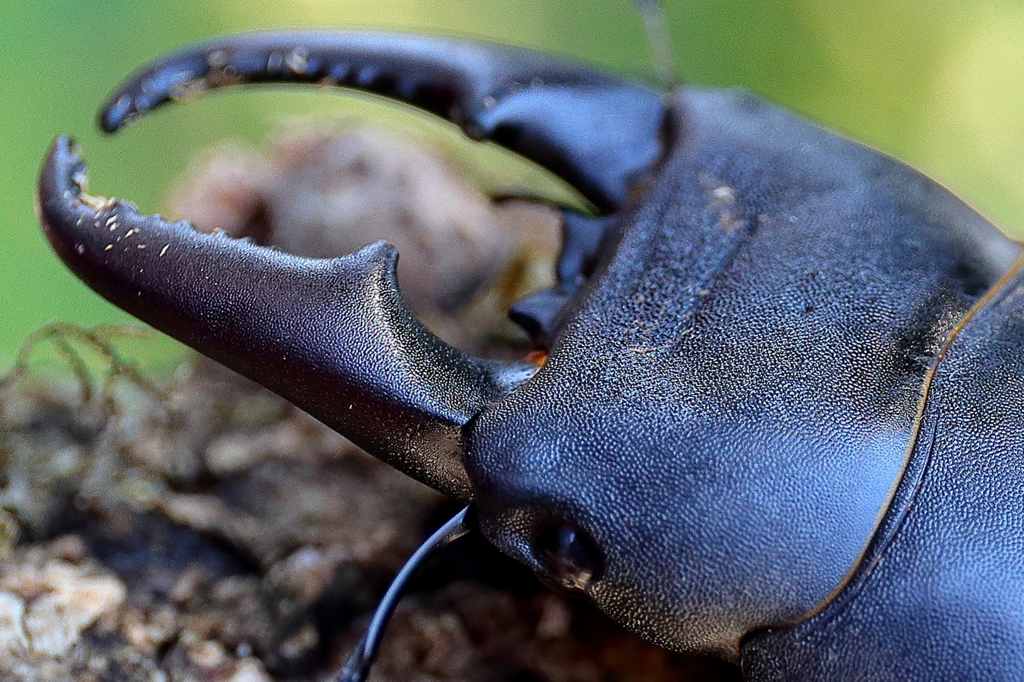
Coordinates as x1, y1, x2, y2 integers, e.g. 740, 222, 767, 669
35, 27, 1024, 682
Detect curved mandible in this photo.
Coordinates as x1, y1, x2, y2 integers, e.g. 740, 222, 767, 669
98, 30, 667, 212
38, 137, 535, 501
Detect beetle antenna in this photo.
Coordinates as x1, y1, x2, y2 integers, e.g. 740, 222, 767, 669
334, 507, 474, 682
634, 0, 679, 88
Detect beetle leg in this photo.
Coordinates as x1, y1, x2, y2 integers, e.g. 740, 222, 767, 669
97, 30, 667, 212
556, 210, 614, 290
509, 210, 612, 347
508, 288, 569, 348
38, 136, 538, 501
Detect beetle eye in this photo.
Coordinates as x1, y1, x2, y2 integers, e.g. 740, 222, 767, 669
533, 523, 604, 592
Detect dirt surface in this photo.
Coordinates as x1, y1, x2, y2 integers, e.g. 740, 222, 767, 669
1, 125, 742, 682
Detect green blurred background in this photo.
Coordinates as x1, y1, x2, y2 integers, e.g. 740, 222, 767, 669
3, 0, 1024, 368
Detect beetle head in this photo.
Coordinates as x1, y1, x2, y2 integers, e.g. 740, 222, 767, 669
463, 87, 1019, 659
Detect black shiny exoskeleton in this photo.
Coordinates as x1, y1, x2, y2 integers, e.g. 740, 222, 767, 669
36, 31, 1024, 680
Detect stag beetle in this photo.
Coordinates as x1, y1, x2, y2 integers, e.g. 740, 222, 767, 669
36, 30, 1024, 681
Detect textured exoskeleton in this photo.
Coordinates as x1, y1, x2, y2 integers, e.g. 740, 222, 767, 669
37, 31, 1024, 680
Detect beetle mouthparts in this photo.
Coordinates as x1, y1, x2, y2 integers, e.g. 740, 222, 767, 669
38, 135, 537, 501
97, 30, 668, 212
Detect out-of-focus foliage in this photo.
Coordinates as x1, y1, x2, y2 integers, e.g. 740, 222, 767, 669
2, 0, 1023, 365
